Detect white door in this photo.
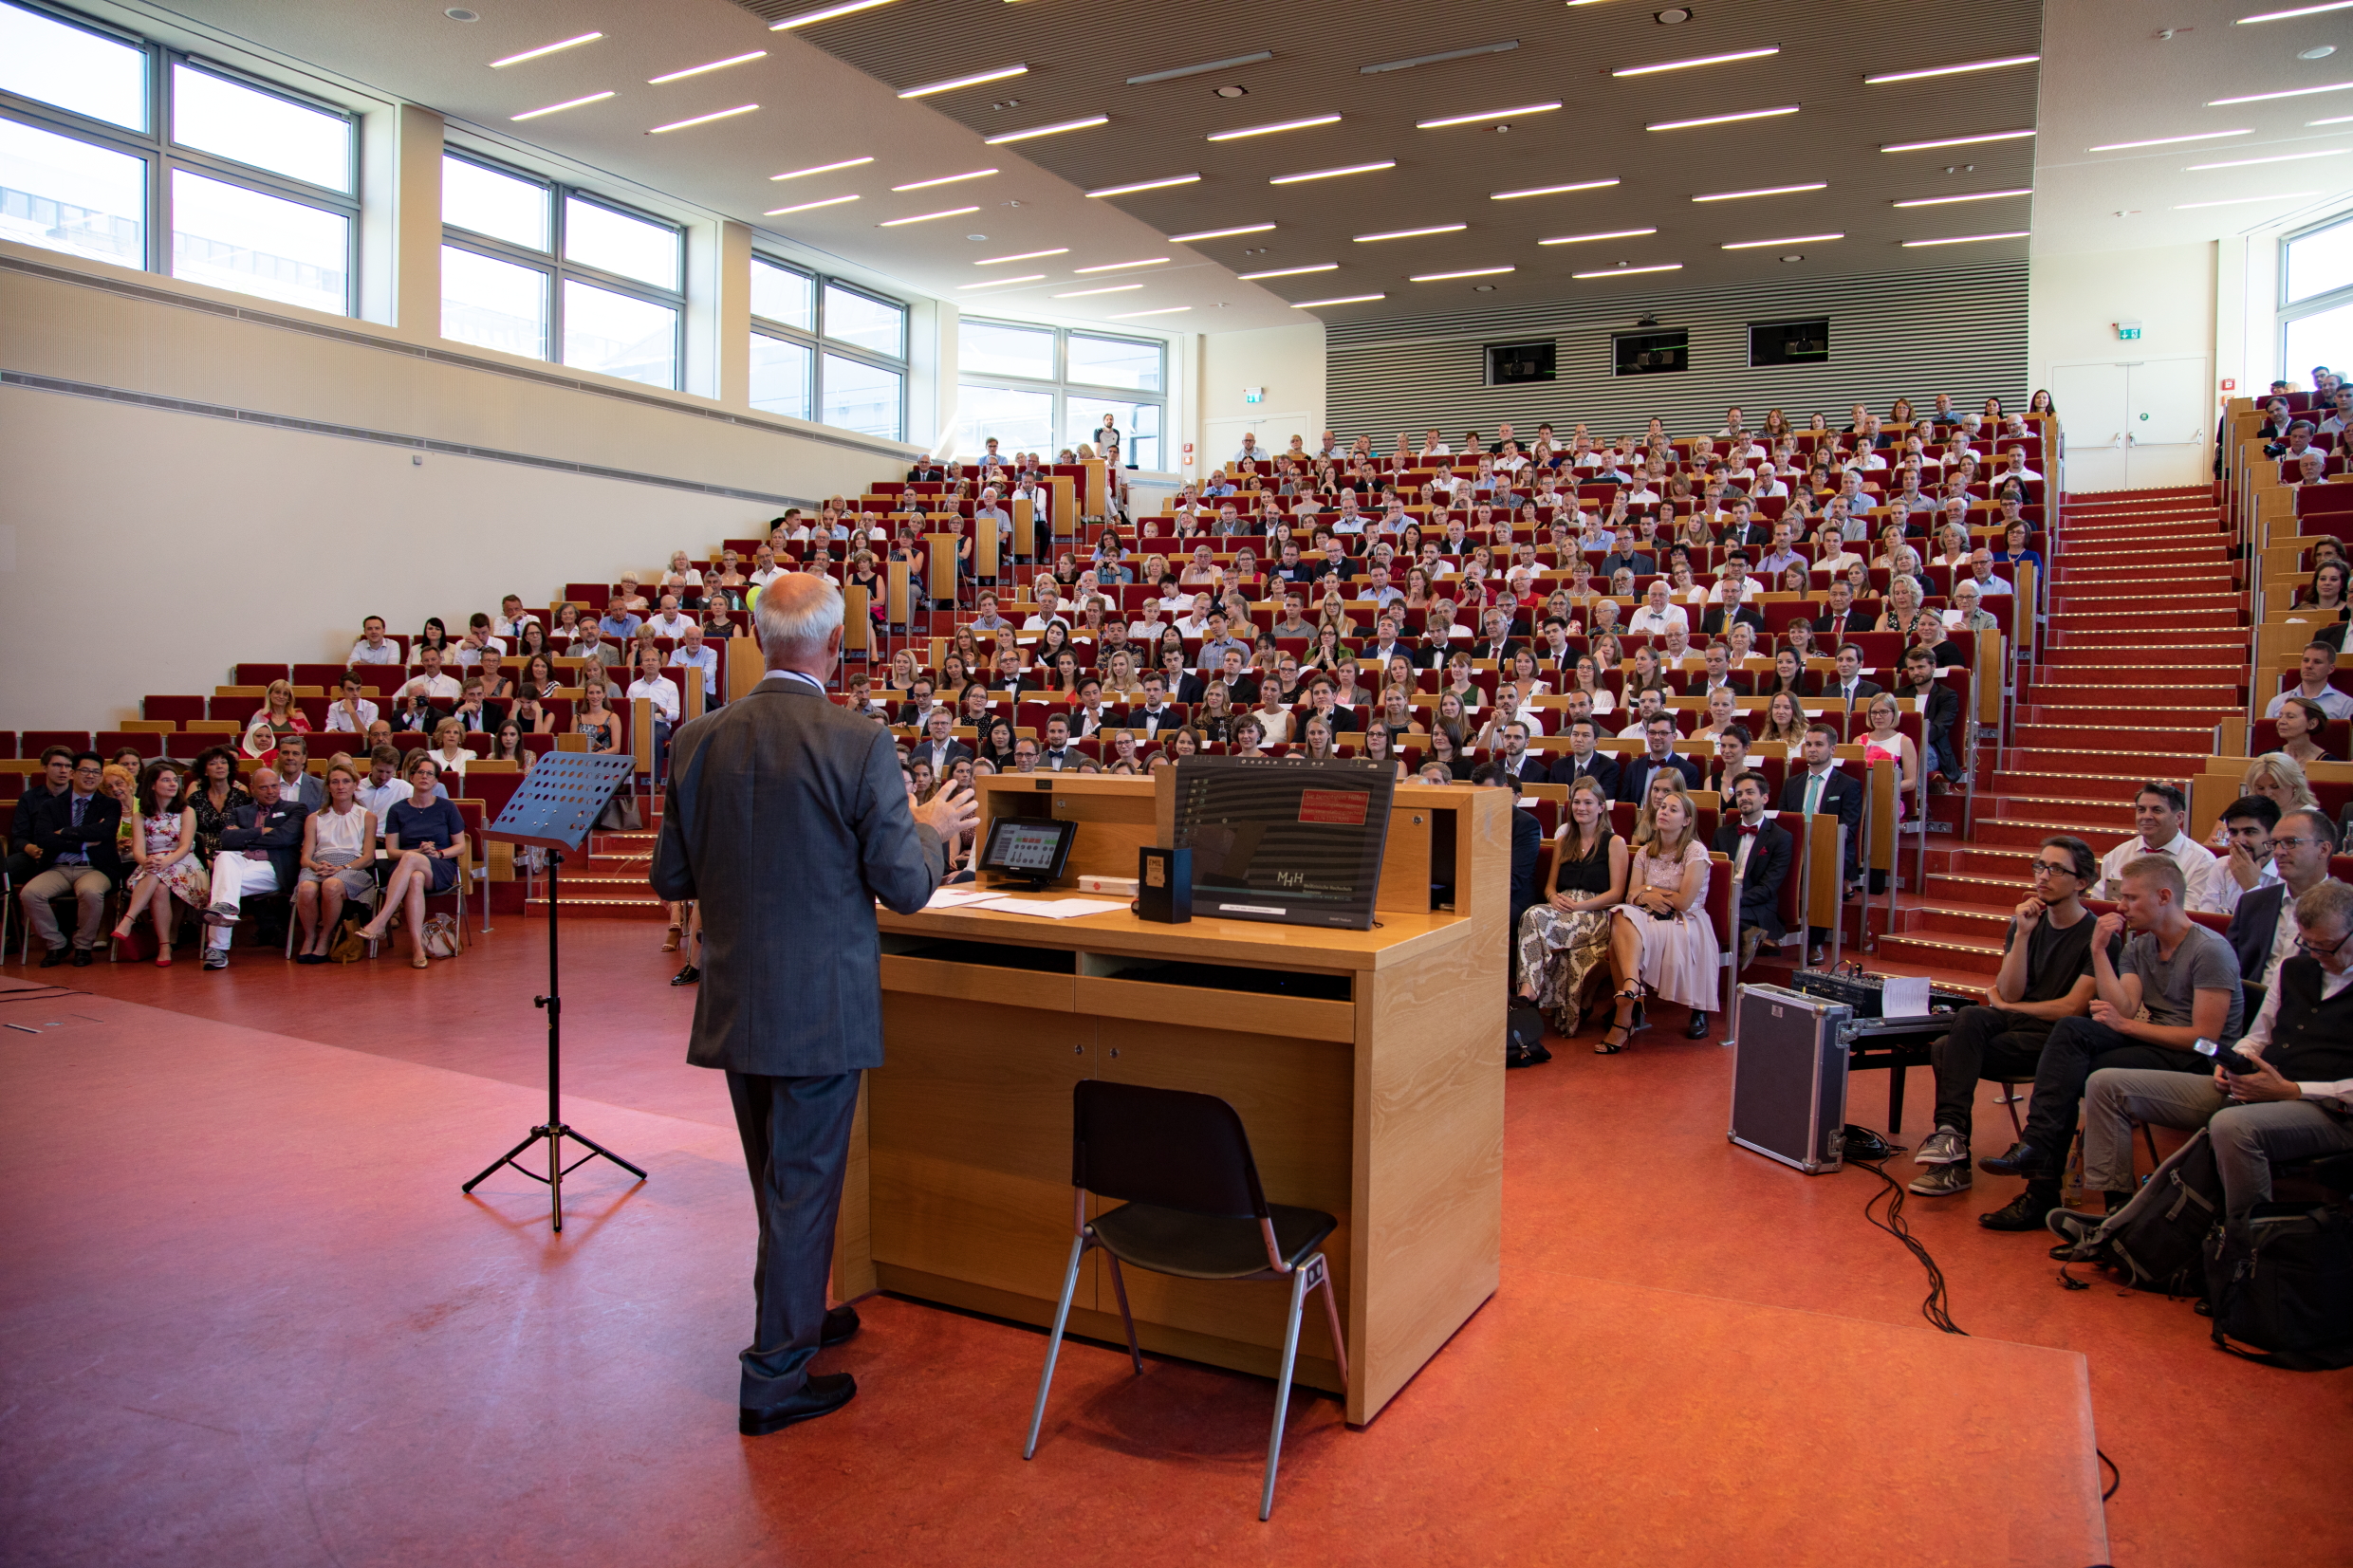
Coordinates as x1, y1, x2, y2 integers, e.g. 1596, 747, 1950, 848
2122, 356, 2212, 489
2050, 361, 2129, 492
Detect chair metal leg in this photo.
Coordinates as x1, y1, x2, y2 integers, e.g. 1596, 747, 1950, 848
1260, 1264, 1312, 1522
1102, 1253, 1143, 1374
1023, 1232, 1088, 1461
1309, 1253, 1347, 1393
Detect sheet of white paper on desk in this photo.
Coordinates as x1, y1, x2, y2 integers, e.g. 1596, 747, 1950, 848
972, 895, 1130, 919
920, 886, 1001, 909
1881, 975, 1932, 1020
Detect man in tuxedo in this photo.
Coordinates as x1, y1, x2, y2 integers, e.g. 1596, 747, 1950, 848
1895, 648, 1960, 786
1620, 713, 1702, 802
990, 647, 1034, 701
1813, 580, 1874, 636
1550, 717, 1621, 796
1825, 644, 1881, 710
652, 576, 975, 1435
1779, 722, 1863, 961
1038, 714, 1083, 772
1131, 673, 1185, 741
1714, 771, 1794, 966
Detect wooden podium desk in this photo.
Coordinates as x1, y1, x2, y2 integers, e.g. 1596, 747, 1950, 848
837, 780, 1510, 1425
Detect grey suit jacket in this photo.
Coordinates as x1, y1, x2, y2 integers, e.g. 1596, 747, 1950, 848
651, 680, 946, 1076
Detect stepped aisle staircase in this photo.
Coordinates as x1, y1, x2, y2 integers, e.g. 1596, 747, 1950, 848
1883, 486, 2248, 981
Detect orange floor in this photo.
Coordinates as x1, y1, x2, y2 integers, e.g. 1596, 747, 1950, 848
5, 927, 2345, 1566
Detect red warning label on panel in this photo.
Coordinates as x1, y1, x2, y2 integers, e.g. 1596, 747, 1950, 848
1298, 789, 1370, 826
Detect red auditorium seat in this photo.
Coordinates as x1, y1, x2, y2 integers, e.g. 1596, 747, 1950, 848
234, 664, 289, 687
22, 730, 92, 756
143, 695, 206, 726
95, 731, 165, 759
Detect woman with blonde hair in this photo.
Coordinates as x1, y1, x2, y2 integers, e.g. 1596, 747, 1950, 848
2212, 753, 2327, 848
1517, 777, 1630, 1035
430, 716, 475, 780
1597, 784, 1720, 1050
293, 760, 379, 963
244, 678, 310, 764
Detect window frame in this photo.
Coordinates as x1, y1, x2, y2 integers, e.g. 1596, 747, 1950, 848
1, 1, 361, 313
748, 251, 909, 442
438, 145, 685, 390
955, 317, 1168, 470
2278, 209, 2353, 383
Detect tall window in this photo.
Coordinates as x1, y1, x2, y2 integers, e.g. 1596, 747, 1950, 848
955, 319, 1166, 470
439, 150, 683, 389
2281, 212, 2353, 389
748, 253, 907, 441
0, 0, 356, 314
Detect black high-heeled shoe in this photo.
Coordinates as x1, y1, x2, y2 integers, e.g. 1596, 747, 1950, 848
1596, 985, 1643, 1053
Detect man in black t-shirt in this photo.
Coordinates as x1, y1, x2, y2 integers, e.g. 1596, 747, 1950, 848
1909, 835, 2114, 1198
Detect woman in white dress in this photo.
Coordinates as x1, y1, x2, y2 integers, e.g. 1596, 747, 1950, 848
1597, 786, 1721, 1050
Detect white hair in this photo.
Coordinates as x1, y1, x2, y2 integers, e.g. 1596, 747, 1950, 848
753, 574, 844, 657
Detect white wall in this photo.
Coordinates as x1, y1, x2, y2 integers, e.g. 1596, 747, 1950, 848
2027, 242, 2217, 490
1193, 323, 1325, 478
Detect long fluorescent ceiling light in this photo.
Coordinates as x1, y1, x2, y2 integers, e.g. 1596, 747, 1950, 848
1864, 53, 2039, 83
2088, 129, 2250, 150
1209, 115, 1340, 140
772, 157, 872, 180
2176, 192, 2320, 207
1170, 223, 1275, 241
771, 0, 894, 29
1613, 46, 1780, 77
1355, 223, 1465, 241
1491, 177, 1620, 199
2237, 1, 2353, 21
648, 51, 766, 83
1110, 306, 1191, 318
1238, 264, 1337, 278
1649, 105, 1799, 131
892, 169, 997, 191
1362, 42, 1518, 75
1412, 266, 1516, 280
1126, 51, 1273, 85
1075, 257, 1169, 272
1272, 161, 1395, 182
491, 32, 601, 67
1572, 263, 1681, 278
648, 104, 757, 134
1053, 285, 1143, 297
976, 249, 1066, 264
2209, 82, 2352, 104
1893, 188, 2031, 206
1722, 232, 1842, 249
511, 92, 612, 120
1900, 231, 2030, 246
766, 194, 859, 214
957, 274, 1046, 288
1087, 174, 1200, 196
987, 115, 1108, 144
2188, 147, 2348, 169
1538, 227, 1658, 244
1417, 101, 1561, 128
879, 206, 981, 225
1693, 182, 1825, 201
1881, 128, 2035, 151
899, 65, 1027, 98
1290, 294, 1386, 306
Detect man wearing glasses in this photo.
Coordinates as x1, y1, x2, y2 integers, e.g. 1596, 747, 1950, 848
1908, 836, 2113, 1198
2226, 806, 2340, 989
2069, 879, 2353, 1238
16, 752, 123, 968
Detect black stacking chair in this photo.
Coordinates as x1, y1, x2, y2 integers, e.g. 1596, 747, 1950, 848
1022, 1079, 1346, 1521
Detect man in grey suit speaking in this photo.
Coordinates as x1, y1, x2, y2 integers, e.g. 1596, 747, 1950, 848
653, 575, 976, 1434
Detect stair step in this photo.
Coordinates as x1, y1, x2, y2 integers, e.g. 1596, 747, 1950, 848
2006, 747, 2214, 774
1925, 871, 2030, 904
1975, 816, 2137, 850
1876, 931, 2005, 975
522, 897, 669, 919
1977, 795, 2138, 826
1906, 901, 2020, 939
1990, 770, 2178, 802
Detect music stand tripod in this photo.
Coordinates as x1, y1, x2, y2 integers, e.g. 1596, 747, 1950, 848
463, 750, 648, 1231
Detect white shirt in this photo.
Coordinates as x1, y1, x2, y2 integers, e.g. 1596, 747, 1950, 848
748, 566, 784, 588
2267, 686, 2353, 721
1971, 573, 2013, 597
1618, 717, 1665, 740
627, 673, 681, 725
2238, 962, 2353, 1107
399, 673, 462, 704
645, 613, 695, 638
324, 698, 380, 733
1627, 604, 1687, 636
349, 638, 403, 666
2095, 830, 2227, 913
451, 637, 506, 669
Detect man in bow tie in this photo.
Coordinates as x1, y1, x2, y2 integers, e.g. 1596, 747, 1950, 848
1712, 770, 1794, 967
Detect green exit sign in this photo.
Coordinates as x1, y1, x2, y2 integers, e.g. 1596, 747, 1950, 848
2116, 323, 2142, 340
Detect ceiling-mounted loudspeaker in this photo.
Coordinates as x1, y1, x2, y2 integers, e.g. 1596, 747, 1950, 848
444, 6, 478, 17
1215, 84, 1249, 98
1655, 7, 1693, 23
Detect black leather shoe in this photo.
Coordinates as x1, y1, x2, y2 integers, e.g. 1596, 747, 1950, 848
671, 964, 699, 987
1684, 1008, 1711, 1039
1977, 1141, 2057, 1179
822, 1304, 861, 1347
739, 1372, 856, 1435
70, 949, 93, 968
1979, 1188, 2061, 1231
39, 947, 67, 968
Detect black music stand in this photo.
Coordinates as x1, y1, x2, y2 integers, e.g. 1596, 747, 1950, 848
463, 751, 648, 1231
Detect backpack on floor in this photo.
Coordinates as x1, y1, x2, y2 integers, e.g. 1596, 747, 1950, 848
2204, 1204, 2353, 1371
2056, 1127, 2223, 1296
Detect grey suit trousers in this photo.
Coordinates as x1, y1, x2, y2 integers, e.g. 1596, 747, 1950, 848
727, 1069, 862, 1407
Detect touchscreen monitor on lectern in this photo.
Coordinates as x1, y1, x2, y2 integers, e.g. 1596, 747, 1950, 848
1171, 756, 1395, 929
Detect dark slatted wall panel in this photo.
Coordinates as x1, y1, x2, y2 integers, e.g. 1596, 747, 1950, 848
1322, 260, 2028, 444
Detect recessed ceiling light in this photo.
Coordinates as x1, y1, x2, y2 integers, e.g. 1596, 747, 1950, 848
770, 0, 896, 29
879, 206, 982, 226
986, 115, 1109, 144
1411, 266, 1516, 280
1109, 306, 1193, 317
1052, 284, 1145, 297
1881, 129, 2035, 151
976, 248, 1068, 265
2175, 191, 2321, 207
1355, 223, 1466, 241
510, 91, 615, 121
2188, 147, 2348, 169
647, 51, 767, 84
1654, 7, 1693, 22
1899, 231, 2029, 246
1539, 227, 1659, 244
1693, 181, 1825, 201
1214, 85, 1249, 98
2237, 0, 2353, 22
1239, 263, 1339, 278
1648, 105, 1800, 131
491, 32, 602, 68
899, 65, 1028, 99
2209, 81, 2352, 104
765, 194, 860, 214
1473, 284, 1498, 291
1491, 177, 1621, 199
1893, 187, 2032, 206
1613, 46, 1780, 77
1087, 174, 1202, 197
1075, 257, 1170, 272
2304, 46, 2341, 58
772, 157, 873, 181
1722, 232, 1842, 248
1863, 53, 2039, 83
891, 169, 998, 191
1170, 223, 1277, 241
1780, 254, 1803, 262
1289, 294, 1387, 307
1572, 262, 1682, 277
1417, 101, 1563, 128
648, 104, 757, 134
444, 8, 478, 20
957, 274, 1046, 288
1271, 161, 1397, 183
2088, 129, 2251, 150
1208, 114, 1341, 139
